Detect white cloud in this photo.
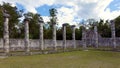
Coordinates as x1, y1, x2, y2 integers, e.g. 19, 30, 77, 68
42, 16, 50, 23
57, 6, 77, 26
1, 0, 120, 26
1, 0, 55, 13
100, 8, 120, 20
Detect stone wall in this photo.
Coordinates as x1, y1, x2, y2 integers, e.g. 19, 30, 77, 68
0, 38, 120, 51
85, 38, 120, 47
98, 38, 120, 46
0, 39, 83, 51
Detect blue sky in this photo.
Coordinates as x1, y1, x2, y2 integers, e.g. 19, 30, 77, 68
1, 0, 120, 26
108, 0, 120, 11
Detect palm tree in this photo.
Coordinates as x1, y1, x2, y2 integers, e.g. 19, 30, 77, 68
49, 8, 57, 50
37, 14, 44, 50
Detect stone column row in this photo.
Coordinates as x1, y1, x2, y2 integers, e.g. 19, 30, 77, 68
62, 24, 76, 50
4, 13, 116, 53
24, 14, 45, 53
82, 25, 98, 49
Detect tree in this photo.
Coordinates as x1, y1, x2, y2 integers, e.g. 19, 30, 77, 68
97, 20, 111, 37
19, 12, 43, 39
48, 8, 58, 28
49, 8, 58, 50
44, 26, 52, 39
88, 19, 111, 38
75, 26, 82, 40
0, 2, 21, 38
0, 5, 4, 38
57, 28, 63, 40
29, 12, 40, 39
114, 16, 120, 37
65, 23, 72, 40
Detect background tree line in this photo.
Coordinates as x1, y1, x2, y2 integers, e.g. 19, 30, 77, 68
0, 2, 120, 40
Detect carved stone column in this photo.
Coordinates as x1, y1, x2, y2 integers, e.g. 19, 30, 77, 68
24, 13, 32, 53
82, 26, 87, 49
94, 25, 98, 48
53, 23, 57, 51
24, 19, 30, 53
3, 13, 10, 54
71, 25, 76, 49
38, 16, 44, 50
62, 23, 67, 50
110, 20, 116, 49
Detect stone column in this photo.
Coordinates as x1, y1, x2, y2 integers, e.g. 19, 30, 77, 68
38, 17, 44, 50
94, 25, 98, 48
24, 19, 30, 53
24, 13, 32, 53
82, 26, 87, 49
110, 20, 116, 49
71, 25, 76, 49
53, 23, 57, 51
3, 13, 10, 54
62, 23, 67, 50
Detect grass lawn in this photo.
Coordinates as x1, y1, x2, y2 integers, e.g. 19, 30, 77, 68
0, 50, 120, 68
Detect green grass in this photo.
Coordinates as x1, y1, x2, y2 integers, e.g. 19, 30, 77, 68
0, 50, 120, 68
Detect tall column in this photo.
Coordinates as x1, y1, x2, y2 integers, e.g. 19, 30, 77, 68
94, 25, 98, 48
24, 19, 30, 53
62, 23, 67, 50
53, 23, 57, 51
24, 13, 32, 53
110, 20, 116, 49
2, 9, 10, 54
82, 26, 87, 49
71, 25, 76, 49
38, 16, 44, 50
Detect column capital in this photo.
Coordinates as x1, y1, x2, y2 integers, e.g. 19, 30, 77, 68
71, 25, 76, 28
24, 18, 30, 22
2, 10, 10, 18
62, 23, 68, 27
23, 13, 32, 22
38, 15, 44, 23
110, 20, 115, 25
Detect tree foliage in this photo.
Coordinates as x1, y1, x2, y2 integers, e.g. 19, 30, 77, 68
114, 16, 120, 37
0, 2, 120, 39
0, 2, 21, 38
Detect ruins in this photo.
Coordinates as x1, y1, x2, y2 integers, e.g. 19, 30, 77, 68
0, 9, 120, 56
